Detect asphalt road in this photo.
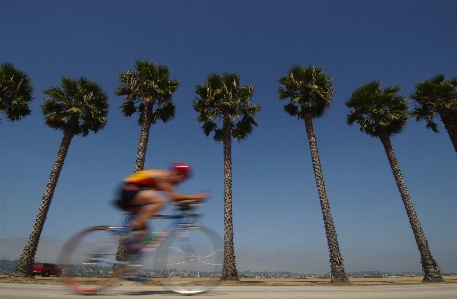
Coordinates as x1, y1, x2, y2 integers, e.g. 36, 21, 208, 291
1, 283, 457, 299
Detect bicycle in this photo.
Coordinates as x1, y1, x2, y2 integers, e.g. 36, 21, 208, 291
58, 203, 223, 295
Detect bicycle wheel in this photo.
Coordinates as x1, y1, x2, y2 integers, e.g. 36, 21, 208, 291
153, 226, 223, 294
58, 226, 126, 294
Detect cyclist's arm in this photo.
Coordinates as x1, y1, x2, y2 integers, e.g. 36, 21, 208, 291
154, 177, 207, 204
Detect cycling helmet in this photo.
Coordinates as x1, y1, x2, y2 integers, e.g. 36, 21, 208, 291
171, 162, 193, 179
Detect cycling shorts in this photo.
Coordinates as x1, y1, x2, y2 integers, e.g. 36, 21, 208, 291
114, 183, 153, 211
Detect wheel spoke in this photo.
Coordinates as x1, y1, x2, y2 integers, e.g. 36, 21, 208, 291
153, 227, 223, 294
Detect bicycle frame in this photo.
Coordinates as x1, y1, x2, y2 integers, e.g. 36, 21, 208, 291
89, 207, 201, 265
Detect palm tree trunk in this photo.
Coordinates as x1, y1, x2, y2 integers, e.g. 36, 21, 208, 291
220, 115, 239, 281
134, 99, 154, 172
302, 105, 349, 283
378, 130, 444, 282
439, 110, 457, 153
116, 99, 154, 263
12, 125, 75, 277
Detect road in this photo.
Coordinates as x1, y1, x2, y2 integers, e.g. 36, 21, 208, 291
1, 283, 457, 298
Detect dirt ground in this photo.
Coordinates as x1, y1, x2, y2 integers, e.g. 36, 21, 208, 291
1, 274, 457, 287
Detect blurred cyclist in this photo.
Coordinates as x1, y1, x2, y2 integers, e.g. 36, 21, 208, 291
114, 162, 208, 248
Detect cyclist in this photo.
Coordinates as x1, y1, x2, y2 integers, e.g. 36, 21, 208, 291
115, 162, 208, 249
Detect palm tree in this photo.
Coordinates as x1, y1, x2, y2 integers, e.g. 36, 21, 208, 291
345, 80, 444, 283
12, 77, 109, 277
0, 62, 33, 122
115, 60, 179, 172
194, 72, 261, 281
410, 74, 457, 153
114, 60, 179, 261
278, 65, 349, 283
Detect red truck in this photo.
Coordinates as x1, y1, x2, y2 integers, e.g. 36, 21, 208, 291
32, 262, 62, 277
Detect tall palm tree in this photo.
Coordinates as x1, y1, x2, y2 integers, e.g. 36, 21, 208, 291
0, 62, 33, 122
345, 80, 444, 283
278, 65, 349, 283
12, 77, 109, 277
194, 72, 261, 281
115, 60, 180, 172
114, 60, 179, 261
410, 74, 457, 153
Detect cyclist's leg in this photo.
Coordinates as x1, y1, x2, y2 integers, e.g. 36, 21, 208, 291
129, 190, 165, 240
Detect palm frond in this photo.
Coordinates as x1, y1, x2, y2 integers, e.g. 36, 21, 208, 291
115, 60, 179, 126
41, 77, 109, 136
194, 72, 260, 142
345, 80, 408, 137
0, 62, 34, 122
410, 74, 457, 133
278, 65, 334, 120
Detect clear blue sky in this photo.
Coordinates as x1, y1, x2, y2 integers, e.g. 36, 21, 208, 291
1, 0, 456, 275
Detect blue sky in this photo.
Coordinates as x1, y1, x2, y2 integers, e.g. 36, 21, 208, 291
1, 0, 456, 275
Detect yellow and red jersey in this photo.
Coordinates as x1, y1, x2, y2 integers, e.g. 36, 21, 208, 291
123, 170, 158, 188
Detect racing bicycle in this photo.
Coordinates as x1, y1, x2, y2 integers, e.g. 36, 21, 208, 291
58, 203, 223, 295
